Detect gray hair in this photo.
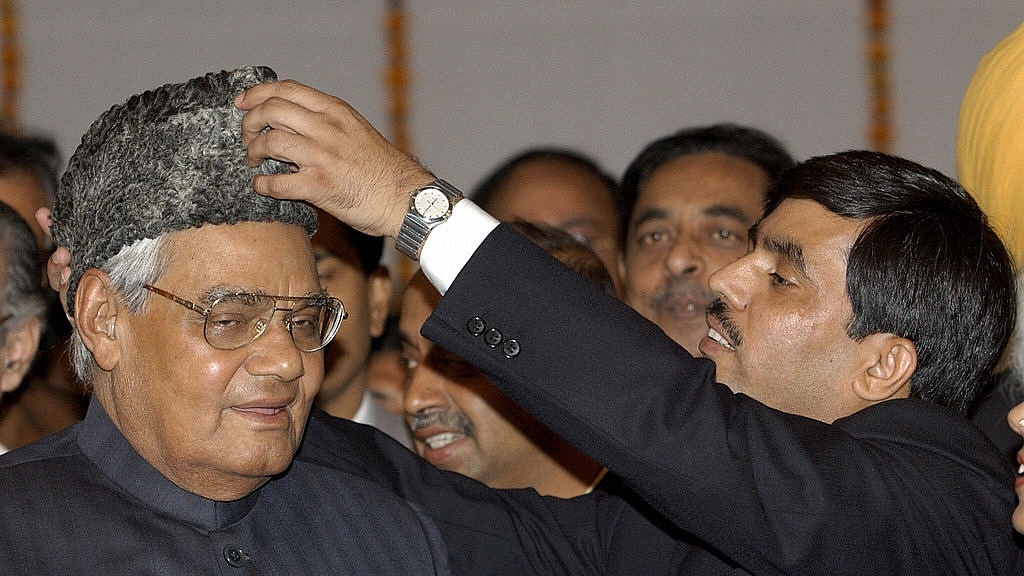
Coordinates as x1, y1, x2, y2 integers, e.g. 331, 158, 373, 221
51, 66, 317, 318
0, 201, 46, 341
67, 235, 169, 385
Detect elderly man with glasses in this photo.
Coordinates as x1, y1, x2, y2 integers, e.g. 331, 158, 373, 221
0, 67, 452, 574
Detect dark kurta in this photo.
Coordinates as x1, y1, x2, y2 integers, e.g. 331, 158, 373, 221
0, 399, 450, 575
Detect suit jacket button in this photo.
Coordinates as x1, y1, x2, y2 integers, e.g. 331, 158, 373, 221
466, 316, 486, 336
501, 339, 520, 358
484, 328, 503, 347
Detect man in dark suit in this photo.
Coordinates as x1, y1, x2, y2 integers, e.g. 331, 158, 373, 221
234, 79, 1024, 575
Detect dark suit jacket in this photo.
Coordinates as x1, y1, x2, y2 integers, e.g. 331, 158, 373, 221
422, 224, 1023, 576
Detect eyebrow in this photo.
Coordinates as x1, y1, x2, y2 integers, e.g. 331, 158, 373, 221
631, 203, 753, 230
554, 216, 604, 230
751, 224, 809, 280
702, 204, 754, 223
199, 285, 327, 304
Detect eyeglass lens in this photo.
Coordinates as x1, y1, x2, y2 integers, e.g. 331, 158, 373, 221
205, 294, 342, 352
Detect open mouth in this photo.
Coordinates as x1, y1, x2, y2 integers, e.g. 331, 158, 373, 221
707, 327, 735, 350
422, 431, 466, 450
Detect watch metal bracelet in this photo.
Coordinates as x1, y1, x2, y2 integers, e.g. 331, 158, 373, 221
395, 211, 434, 260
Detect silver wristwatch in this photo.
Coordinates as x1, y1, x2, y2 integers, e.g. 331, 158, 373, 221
394, 179, 464, 260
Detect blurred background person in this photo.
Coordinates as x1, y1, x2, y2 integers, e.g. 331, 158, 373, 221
0, 200, 47, 454
400, 222, 613, 497
616, 124, 794, 355
471, 147, 623, 293
1001, 269, 1024, 536
0, 132, 85, 451
365, 314, 408, 417
312, 210, 412, 448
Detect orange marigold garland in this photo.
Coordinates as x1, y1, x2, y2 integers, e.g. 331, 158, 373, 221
866, 0, 892, 152
384, 0, 415, 307
385, 0, 410, 154
0, 0, 18, 133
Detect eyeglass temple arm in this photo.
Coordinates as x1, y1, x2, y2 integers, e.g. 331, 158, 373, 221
142, 284, 207, 314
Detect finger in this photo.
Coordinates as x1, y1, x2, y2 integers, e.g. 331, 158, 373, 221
46, 247, 73, 324
46, 246, 71, 293
237, 80, 339, 144
243, 127, 311, 169
236, 79, 341, 113
35, 207, 53, 239
250, 171, 329, 204
239, 83, 359, 146
239, 96, 309, 147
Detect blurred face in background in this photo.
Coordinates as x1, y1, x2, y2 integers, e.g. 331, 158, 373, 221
483, 157, 622, 292
620, 152, 768, 354
1007, 401, 1024, 533
311, 216, 390, 418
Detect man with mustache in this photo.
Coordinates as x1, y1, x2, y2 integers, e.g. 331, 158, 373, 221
400, 222, 611, 497
236, 79, 1023, 574
617, 124, 794, 354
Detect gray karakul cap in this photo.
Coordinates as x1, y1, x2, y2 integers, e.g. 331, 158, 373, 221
51, 65, 317, 315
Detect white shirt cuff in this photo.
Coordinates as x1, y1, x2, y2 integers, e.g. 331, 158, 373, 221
419, 199, 499, 295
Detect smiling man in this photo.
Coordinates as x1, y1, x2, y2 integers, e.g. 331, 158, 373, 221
0, 67, 450, 574
399, 222, 612, 497
234, 76, 1024, 574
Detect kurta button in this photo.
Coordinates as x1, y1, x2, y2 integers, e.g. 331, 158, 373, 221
483, 328, 503, 347
501, 339, 520, 358
223, 545, 248, 567
466, 316, 486, 336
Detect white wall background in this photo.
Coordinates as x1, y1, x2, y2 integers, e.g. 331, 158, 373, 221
17, 2, 1024, 191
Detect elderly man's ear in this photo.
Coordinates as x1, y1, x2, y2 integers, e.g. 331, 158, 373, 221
75, 269, 122, 372
0, 315, 41, 395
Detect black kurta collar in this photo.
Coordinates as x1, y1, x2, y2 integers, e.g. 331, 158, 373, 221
77, 397, 259, 530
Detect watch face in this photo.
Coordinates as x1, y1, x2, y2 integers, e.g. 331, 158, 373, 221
414, 187, 451, 220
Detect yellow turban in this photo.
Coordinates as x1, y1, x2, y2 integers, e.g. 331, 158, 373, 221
958, 22, 1024, 267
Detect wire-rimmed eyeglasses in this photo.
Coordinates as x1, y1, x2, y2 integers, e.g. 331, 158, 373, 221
143, 285, 346, 353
